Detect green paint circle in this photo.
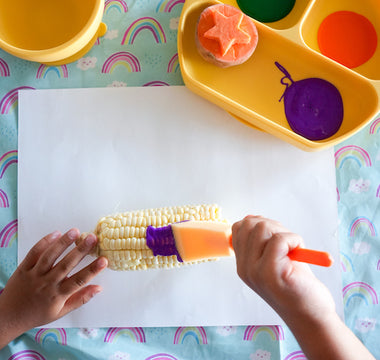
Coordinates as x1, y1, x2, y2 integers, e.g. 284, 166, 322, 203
237, 0, 296, 23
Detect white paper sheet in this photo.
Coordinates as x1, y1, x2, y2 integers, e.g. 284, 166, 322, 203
18, 86, 342, 328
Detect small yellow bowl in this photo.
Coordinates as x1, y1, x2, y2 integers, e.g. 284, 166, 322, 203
0, 0, 106, 65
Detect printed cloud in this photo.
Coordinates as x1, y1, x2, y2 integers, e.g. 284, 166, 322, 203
216, 326, 237, 336
250, 349, 271, 360
348, 178, 370, 193
77, 328, 99, 339
108, 351, 130, 360
105, 29, 119, 40
77, 57, 97, 71
107, 80, 127, 87
355, 318, 376, 333
352, 241, 371, 255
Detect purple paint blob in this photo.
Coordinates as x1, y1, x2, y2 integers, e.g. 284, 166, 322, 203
275, 62, 344, 141
146, 225, 183, 262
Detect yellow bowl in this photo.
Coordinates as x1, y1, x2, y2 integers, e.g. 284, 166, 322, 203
178, 0, 380, 151
0, 0, 106, 65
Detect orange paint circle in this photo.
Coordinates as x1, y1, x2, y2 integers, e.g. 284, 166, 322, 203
317, 11, 377, 69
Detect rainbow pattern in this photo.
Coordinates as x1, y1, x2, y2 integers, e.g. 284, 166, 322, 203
334, 145, 372, 169
173, 327, 208, 344
36, 64, 68, 79
121, 17, 166, 44
369, 117, 380, 134
143, 81, 170, 86
0, 150, 17, 179
104, 327, 146, 343
0, 219, 18, 248
349, 216, 377, 237
284, 351, 307, 360
243, 326, 284, 341
343, 281, 378, 307
35, 328, 67, 346
167, 53, 179, 73
156, 0, 184, 13
0, 189, 9, 208
0, 58, 10, 77
102, 52, 141, 73
104, 0, 128, 14
340, 252, 354, 272
145, 354, 178, 360
0, 86, 35, 114
8, 350, 46, 360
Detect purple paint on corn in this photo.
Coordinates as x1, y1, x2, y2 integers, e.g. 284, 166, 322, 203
146, 225, 183, 262
275, 62, 344, 141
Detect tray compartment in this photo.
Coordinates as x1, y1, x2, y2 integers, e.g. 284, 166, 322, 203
301, 0, 380, 80
234, 0, 313, 30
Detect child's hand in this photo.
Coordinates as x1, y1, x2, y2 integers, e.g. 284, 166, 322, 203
232, 216, 376, 360
0, 229, 107, 343
232, 215, 335, 325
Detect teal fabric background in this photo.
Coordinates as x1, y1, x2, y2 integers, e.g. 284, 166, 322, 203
0, 1, 379, 358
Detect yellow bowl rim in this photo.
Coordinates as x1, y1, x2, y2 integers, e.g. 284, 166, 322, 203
0, 0, 104, 63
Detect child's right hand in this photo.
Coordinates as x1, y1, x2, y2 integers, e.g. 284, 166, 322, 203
232, 215, 376, 360
231, 215, 335, 325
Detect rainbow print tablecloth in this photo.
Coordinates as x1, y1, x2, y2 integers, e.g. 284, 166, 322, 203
0, 1, 379, 359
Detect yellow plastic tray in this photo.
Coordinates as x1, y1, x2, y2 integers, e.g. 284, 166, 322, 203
178, 0, 380, 151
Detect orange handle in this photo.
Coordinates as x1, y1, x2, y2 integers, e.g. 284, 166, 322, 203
288, 248, 333, 267
228, 235, 333, 267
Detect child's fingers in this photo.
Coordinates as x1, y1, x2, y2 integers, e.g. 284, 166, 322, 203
59, 257, 107, 296
35, 228, 80, 274
50, 234, 98, 280
247, 220, 279, 262
20, 231, 62, 270
232, 215, 262, 253
261, 231, 304, 266
60, 285, 103, 317
74, 232, 91, 247
234, 216, 288, 263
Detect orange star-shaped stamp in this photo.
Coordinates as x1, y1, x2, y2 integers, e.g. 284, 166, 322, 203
196, 4, 258, 67
204, 9, 251, 57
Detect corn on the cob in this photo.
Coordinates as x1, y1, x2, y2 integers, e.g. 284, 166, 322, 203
91, 204, 227, 271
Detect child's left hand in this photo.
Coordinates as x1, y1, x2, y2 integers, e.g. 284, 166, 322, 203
0, 229, 107, 348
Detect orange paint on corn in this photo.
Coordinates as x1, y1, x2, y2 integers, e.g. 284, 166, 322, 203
197, 4, 258, 66
318, 11, 378, 69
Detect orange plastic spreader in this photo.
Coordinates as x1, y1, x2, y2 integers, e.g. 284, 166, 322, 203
146, 221, 333, 267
